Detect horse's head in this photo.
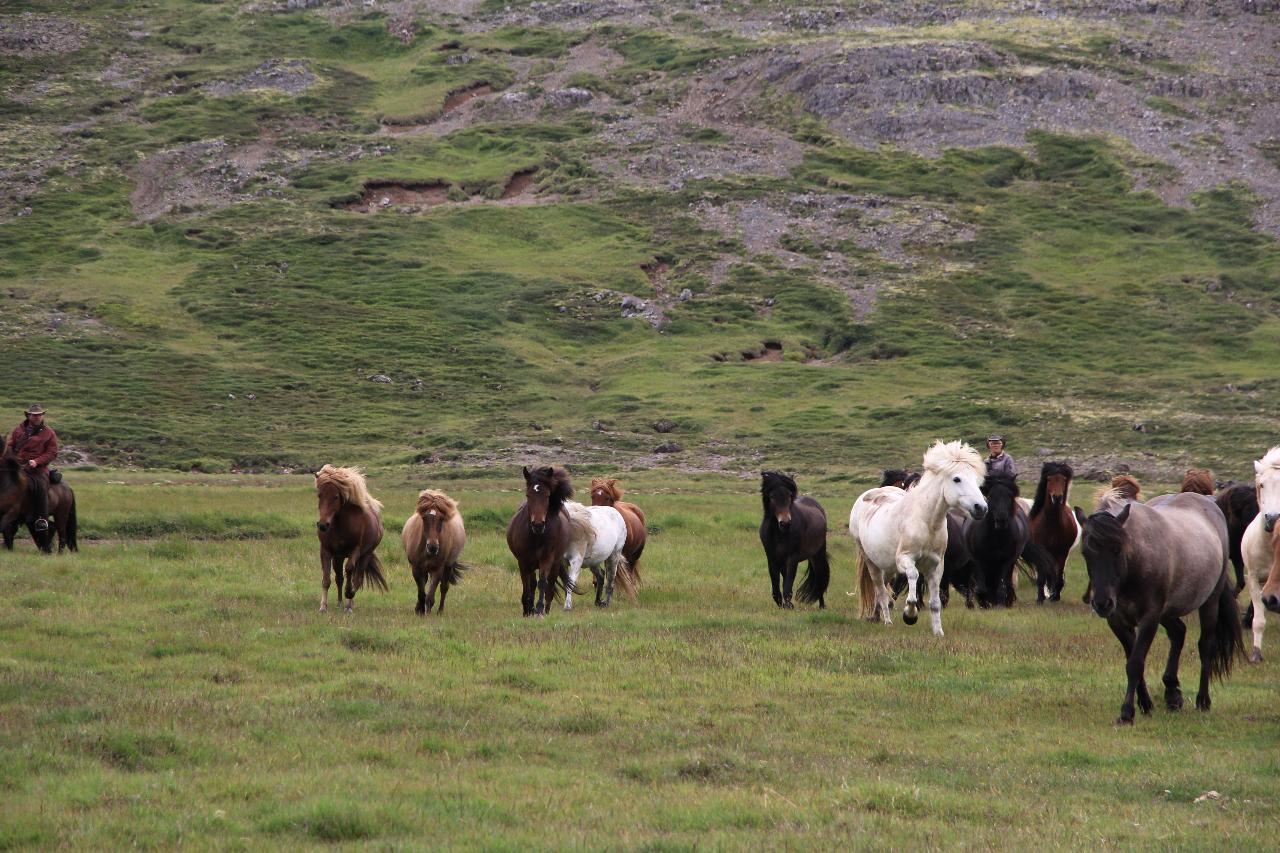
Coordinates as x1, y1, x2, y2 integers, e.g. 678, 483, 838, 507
1075, 504, 1130, 619
1181, 468, 1214, 496
924, 441, 987, 521
1041, 462, 1072, 508
1110, 474, 1142, 502
880, 469, 909, 489
761, 471, 798, 530
416, 491, 457, 557
1254, 447, 1280, 533
523, 465, 570, 535
590, 478, 621, 507
315, 478, 343, 534
982, 474, 1018, 531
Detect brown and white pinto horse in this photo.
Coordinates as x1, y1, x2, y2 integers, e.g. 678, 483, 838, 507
1027, 462, 1079, 603
315, 465, 387, 613
506, 466, 580, 616
402, 489, 467, 616
590, 478, 646, 583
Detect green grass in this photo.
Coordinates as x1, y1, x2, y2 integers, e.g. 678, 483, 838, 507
1, 472, 1277, 847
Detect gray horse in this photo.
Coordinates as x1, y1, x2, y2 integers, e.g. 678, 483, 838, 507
1074, 490, 1243, 725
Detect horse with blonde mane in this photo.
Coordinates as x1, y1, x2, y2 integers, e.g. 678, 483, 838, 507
315, 465, 387, 612
850, 441, 988, 636
1241, 447, 1280, 662
507, 466, 580, 616
562, 500, 635, 609
590, 478, 646, 583
402, 489, 466, 615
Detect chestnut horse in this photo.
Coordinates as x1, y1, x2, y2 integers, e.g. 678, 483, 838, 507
402, 489, 467, 616
1028, 462, 1079, 603
315, 465, 387, 613
506, 466, 580, 616
1181, 469, 1214, 496
590, 478, 646, 583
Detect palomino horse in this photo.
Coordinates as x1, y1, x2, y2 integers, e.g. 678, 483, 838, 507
1241, 447, 1280, 662
590, 478, 646, 582
315, 465, 387, 613
851, 441, 988, 636
402, 489, 466, 615
562, 501, 635, 609
1075, 489, 1242, 725
962, 473, 1055, 608
506, 466, 579, 616
759, 472, 830, 609
1028, 461, 1080, 602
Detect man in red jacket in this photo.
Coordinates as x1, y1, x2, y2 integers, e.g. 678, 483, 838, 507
6, 404, 58, 532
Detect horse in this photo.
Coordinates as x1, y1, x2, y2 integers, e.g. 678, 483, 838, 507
315, 465, 387, 613
1181, 468, 1214, 496
759, 472, 831, 609
1241, 447, 1280, 662
1027, 461, 1080, 602
402, 489, 466, 616
562, 501, 635, 609
0, 449, 52, 554
1216, 483, 1258, 596
851, 440, 988, 636
1074, 488, 1242, 725
963, 473, 1055, 608
506, 465, 580, 617
590, 478, 646, 583
1081, 474, 1144, 603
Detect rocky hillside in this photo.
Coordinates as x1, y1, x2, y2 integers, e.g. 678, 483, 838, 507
4, 0, 1280, 480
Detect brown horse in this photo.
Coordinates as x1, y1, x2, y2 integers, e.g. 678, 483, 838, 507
1083, 475, 1144, 603
590, 478, 646, 583
402, 489, 467, 615
1181, 469, 1214, 496
506, 466, 580, 616
1027, 462, 1078, 603
315, 465, 387, 613
0, 447, 52, 554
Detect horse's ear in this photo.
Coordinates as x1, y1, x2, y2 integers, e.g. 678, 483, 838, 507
1255, 459, 1265, 475
522, 466, 531, 481
1073, 506, 1086, 526
1116, 504, 1131, 525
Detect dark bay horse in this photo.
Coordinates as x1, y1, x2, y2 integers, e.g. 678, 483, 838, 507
0, 450, 52, 554
401, 489, 467, 616
1075, 491, 1242, 725
315, 465, 387, 613
506, 466, 579, 617
590, 478, 646, 583
759, 472, 830, 609
962, 473, 1054, 608
1215, 483, 1258, 596
1028, 462, 1078, 602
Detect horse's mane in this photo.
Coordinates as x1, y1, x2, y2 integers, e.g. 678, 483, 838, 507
591, 477, 623, 503
1029, 461, 1073, 518
415, 489, 458, 519
983, 471, 1019, 497
1180, 468, 1214, 496
921, 440, 984, 480
315, 464, 383, 515
1109, 474, 1142, 501
1216, 482, 1258, 520
902, 472, 922, 489
1093, 487, 1133, 513
562, 500, 598, 553
1256, 446, 1280, 472
761, 471, 798, 512
880, 469, 909, 488
1083, 507, 1128, 553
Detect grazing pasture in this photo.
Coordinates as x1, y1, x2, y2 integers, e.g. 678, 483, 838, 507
1, 471, 1276, 849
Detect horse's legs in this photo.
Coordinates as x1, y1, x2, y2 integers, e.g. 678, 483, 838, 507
866, 560, 893, 625
1247, 570, 1266, 663
1051, 554, 1067, 601
1195, 596, 1221, 712
896, 553, 921, 626
767, 552, 783, 607
603, 553, 619, 607
1232, 553, 1246, 596
424, 570, 442, 615
927, 561, 945, 637
1110, 617, 1157, 724
412, 565, 427, 615
320, 550, 333, 612
1159, 615, 1186, 710
436, 575, 451, 614
520, 565, 536, 617
781, 558, 798, 609
564, 551, 584, 611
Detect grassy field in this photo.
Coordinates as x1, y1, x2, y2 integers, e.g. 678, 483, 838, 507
2, 470, 1277, 849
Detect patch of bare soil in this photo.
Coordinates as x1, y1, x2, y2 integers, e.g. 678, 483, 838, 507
443, 82, 492, 113
0, 13, 88, 56
500, 169, 536, 199
342, 181, 450, 213
204, 59, 316, 97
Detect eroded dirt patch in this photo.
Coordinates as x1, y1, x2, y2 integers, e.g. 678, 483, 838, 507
204, 59, 316, 97
443, 82, 492, 113
342, 181, 450, 213
500, 169, 536, 199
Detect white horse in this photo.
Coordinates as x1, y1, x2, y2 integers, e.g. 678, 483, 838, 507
851, 440, 989, 636
1241, 446, 1280, 663
561, 501, 635, 610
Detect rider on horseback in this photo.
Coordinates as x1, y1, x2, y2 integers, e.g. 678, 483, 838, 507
7, 404, 58, 532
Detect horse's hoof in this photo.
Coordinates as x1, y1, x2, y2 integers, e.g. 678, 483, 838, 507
319, 605, 327, 613
1249, 647, 1263, 664
1166, 693, 1184, 711
1114, 716, 1134, 727
1195, 695, 1211, 712
902, 609, 918, 626
782, 600, 794, 610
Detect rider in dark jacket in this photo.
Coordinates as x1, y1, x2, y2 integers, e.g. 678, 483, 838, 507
6, 404, 58, 531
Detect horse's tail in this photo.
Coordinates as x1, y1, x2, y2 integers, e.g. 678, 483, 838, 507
550, 561, 583, 605
796, 546, 830, 605
856, 549, 877, 620
1207, 579, 1245, 682
65, 495, 78, 552
1019, 541, 1057, 590
612, 554, 638, 599
353, 550, 389, 593
447, 562, 470, 586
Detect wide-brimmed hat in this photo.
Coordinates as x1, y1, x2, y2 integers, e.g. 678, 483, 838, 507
24, 404, 46, 416
986, 434, 1005, 444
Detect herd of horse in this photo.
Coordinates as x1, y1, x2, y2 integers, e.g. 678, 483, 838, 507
6, 433, 1280, 726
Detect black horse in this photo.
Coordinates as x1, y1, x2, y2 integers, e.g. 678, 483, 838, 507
962, 474, 1055, 608
1215, 483, 1258, 596
759, 472, 830, 609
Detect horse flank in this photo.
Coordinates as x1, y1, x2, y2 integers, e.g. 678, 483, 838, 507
315, 464, 383, 515
562, 501, 599, 554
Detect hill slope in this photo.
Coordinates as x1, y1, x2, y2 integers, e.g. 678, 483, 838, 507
4, 0, 1280, 478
